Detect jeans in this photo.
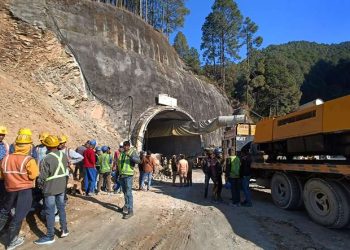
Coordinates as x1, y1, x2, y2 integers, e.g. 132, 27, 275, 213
45, 192, 67, 238
142, 172, 152, 190
138, 171, 143, 189
204, 174, 210, 198
84, 167, 97, 194
120, 176, 133, 211
241, 176, 252, 204
0, 189, 32, 228
229, 178, 241, 204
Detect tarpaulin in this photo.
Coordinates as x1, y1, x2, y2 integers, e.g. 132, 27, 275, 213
147, 115, 246, 138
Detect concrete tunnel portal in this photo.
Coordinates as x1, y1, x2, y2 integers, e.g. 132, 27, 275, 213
132, 107, 202, 157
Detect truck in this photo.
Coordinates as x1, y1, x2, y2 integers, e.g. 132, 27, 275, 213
250, 95, 350, 228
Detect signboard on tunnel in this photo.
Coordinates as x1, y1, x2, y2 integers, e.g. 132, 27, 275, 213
157, 94, 177, 107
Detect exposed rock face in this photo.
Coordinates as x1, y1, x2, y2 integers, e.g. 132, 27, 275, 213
10, 0, 233, 147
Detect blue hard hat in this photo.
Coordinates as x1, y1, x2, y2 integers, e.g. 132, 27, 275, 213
95, 146, 101, 151
214, 147, 222, 155
101, 146, 108, 153
89, 139, 97, 147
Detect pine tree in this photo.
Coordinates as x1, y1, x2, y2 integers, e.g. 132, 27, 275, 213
173, 31, 190, 59
240, 17, 263, 106
173, 32, 201, 74
162, 0, 190, 38
201, 0, 243, 90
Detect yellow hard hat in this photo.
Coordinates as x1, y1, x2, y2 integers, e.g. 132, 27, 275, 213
42, 135, 60, 148
0, 126, 8, 135
58, 135, 68, 144
18, 128, 32, 136
15, 134, 33, 144
39, 132, 50, 141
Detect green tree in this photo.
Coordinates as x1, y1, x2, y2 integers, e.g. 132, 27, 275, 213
201, 0, 243, 90
162, 0, 190, 38
240, 17, 263, 106
173, 31, 190, 59
201, 12, 220, 79
186, 47, 201, 74
173, 32, 201, 74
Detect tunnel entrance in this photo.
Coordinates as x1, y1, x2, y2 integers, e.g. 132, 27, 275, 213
132, 107, 202, 157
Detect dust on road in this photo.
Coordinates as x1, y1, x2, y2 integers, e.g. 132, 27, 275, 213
1, 169, 349, 250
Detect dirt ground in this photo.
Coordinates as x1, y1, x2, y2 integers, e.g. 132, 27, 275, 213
0, 169, 348, 250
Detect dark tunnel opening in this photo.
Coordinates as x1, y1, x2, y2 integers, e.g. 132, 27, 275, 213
143, 110, 202, 157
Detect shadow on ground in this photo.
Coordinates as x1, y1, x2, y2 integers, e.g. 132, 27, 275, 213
149, 170, 350, 250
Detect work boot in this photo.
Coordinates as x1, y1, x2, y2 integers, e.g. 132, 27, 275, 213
122, 206, 128, 214
7, 236, 24, 250
7, 224, 23, 250
123, 210, 134, 219
0, 213, 9, 232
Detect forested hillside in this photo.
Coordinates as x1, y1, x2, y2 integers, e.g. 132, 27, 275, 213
234, 41, 350, 117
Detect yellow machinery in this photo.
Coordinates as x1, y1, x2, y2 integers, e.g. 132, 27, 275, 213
254, 95, 350, 159
251, 95, 350, 229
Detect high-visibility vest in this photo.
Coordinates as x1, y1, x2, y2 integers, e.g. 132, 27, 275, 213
45, 151, 69, 181
118, 149, 135, 176
99, 153, 112, 173
1, 154, 33, 191
229, 156, 240, 178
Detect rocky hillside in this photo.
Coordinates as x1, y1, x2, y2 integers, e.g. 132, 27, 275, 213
0, 0, 121, 147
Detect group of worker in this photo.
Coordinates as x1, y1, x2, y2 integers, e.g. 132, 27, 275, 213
170, 154, 193, 187
0, 126, 71, 249
0, 125, 141, 250
202, 147, 252, 206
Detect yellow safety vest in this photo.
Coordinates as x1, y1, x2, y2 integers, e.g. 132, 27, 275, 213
45, 151, 69, 181
118, 149, 135, 176
229, 156, 240, 178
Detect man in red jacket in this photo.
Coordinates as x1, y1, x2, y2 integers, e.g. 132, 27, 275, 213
83, 140, 97, 196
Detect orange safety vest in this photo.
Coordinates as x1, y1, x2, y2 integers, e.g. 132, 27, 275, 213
1, 154, 34, 192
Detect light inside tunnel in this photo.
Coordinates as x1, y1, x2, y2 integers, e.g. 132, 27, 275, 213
143, 110, 202, 157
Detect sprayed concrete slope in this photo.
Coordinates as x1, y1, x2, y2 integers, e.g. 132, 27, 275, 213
10, 0, 232, 147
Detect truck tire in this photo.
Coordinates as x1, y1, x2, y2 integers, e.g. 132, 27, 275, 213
303, 178, 350, 228
271, 172, 302, 210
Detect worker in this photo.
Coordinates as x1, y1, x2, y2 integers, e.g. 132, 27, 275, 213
0, 126, 9, 208
112, 143, 123, 171
202, 149, 212, 198
177, 154, 189, 187
0, 126, 9, 160
141, 150, 156, 191
240, 149, 252, 207
35, 135, 69, 245
75, 141, 89, 180
36, 132, 49, 165
0, 134, 39, 250
138, 151, 145, 190
186, 158, 193, 187
94, 146, 102, 192
203, 149, 222, 203
32, 132, 49, 212
118, 141, 140, 219
97, 146, 113, 193
225, 148, 241, 206
9, 128, 38, 159
83, 140, 97, 196
214, 148, 223, 202
58, 135, 84, 169
171, 155, 177, 186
